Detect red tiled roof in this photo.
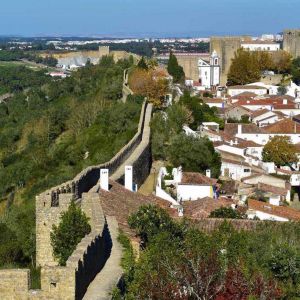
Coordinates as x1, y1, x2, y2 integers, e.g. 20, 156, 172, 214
235, 99, 295, 106
231, 92, 257, 99
203, 98, 223, 103
236, 139, 262, 148
181, 172, 218, 185
263, 118, 300, 134
248, 199, 300, 221
273, 104, 296, 109
99, 181, 176, 236
224, 123, 264, 135
183, 197, 235, 219
251, 109, 271, 119
275, 167, 300, 175
257, 182, 288, 196
225, 105, 251, 113
228, 85, 268, 90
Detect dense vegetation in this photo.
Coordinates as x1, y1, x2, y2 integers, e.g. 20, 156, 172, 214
151, 92, 222, 177
0, 65, 50, 94
209, 207, 246, 219
291, 57, 300, 85
0, 49, 58, 67
262, 136, 298, 167
167, 52, 185, 83
128, 61, 169, 107
227, 49, 292, 86
51, 201, 91, 265
114, 205, 300, 299
0, 56, 141, 271
75, 40, 210, 57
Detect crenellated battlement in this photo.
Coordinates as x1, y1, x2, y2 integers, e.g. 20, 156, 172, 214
0, 99, 153, 299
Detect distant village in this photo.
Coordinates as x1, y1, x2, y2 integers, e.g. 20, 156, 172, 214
150, 29, 300, 223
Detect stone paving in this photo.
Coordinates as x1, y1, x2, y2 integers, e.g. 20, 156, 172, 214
82, 217, 123, 300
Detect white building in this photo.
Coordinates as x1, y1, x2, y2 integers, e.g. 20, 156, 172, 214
247, 199, 300, 222
156, 167, 218, 202
241, 41, 280, 52
221, 158, 252, 181
225, 121, 300, 145
198, 51, 220, 89
227, 85, 268, 97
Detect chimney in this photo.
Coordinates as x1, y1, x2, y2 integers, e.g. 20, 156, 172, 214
237, 124, 242, 135
125, 166, 133, 191
206, 169, 211, 178
234, 138, 238, 145
100, 169, 109, 191
230, 140, 234, 146
283, 99, 288, 105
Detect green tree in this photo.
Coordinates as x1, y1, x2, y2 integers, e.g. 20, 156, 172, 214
50, 201, 91, 265
128, 204, 183, 246
137, 56, 148, 70
291, 57, 300, 85
0, 223, 22, 266
262, 136, 298, 167
227, 49, 261, 85
168, 133, 221, 178
167, 51, 185, 83
209, 207, 246, 219
277, 85, 288, 96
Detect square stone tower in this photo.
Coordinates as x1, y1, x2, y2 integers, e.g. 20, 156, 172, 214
283, 29, 300, 58
210, 36, 243, 85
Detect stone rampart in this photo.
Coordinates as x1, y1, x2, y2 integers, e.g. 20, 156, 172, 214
47, 100, 148, 206
0, 269, 30, 300
0, 98, 152, 299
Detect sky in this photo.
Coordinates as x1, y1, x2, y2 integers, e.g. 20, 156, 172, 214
0, 0, 299, 37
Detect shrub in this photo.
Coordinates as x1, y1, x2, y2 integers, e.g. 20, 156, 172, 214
209, 207, 246, 219
50, 201, 91, 265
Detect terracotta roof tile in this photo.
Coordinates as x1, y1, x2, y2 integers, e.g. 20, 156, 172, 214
203, 98, 224, 104
235, 99, 295, 106
231, 92, 257, 99
99, 181, 176, 236
183, 197, 235, 219
181, 172, 217, 185
228, 85, 268, 90
257, 182, 288, 196
263, 118, 300, 134
251, 109, 271, 119
248, 199, 300, 221
224, 123, 264, 135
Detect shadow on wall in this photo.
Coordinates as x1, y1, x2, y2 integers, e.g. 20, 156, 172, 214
75, 222, 113, 300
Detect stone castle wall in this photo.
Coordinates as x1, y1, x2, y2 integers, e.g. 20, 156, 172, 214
0, 99, 152, 299
48, 100, 148, 206
283, 29, 300, 58
210, 36, 243, 85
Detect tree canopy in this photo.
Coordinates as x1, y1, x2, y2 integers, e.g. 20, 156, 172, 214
262, 136, 298, 167
291, 57, 300, 85
128, 67, 169, 106
209, 207, 246, 219
227, 49, 261, 85
0, 57, 142, 270
167, 51, 185, 83
113, 206, 300, 299
168, 134, 221, 178
50, 201, 91, 266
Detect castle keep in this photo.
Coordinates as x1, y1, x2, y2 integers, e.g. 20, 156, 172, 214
283, 29, 300, 58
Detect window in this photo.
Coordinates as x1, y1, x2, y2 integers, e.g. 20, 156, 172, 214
244, 169, 251, 173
